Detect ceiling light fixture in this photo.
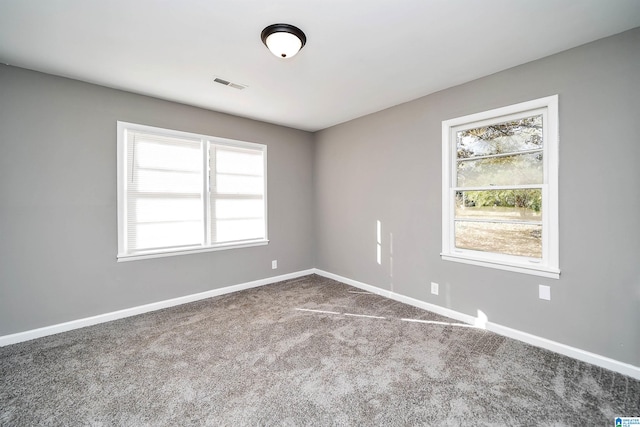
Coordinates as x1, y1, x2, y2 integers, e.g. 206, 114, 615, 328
261, 23, 306, 59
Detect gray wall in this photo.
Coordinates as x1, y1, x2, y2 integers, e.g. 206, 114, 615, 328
2, 28, 639, 368
314, 28, 640, 366
0, 65, 315, 335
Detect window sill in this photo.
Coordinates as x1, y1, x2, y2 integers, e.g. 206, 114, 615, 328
441, 252, 560, 279
118, 239, 269, 262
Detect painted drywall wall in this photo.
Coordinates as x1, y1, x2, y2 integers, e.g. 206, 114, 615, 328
314, 28, 640, 366
0, 65, 314, 335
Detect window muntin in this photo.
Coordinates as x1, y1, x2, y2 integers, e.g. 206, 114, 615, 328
117, 122, 267, 261
441, 96, 559, 278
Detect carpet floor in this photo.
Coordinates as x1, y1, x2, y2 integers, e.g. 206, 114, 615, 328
1, 274, 638, 426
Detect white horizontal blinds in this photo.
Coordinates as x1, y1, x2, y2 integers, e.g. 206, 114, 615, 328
209, 144, 265, 244
453, 113, 544, 258
127, 130, 204, 253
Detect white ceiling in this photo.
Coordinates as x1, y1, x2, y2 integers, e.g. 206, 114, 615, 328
1, 1, 639, 132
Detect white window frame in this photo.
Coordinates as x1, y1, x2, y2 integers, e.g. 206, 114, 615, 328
441, 95, 559, 279
117, 122, 268, 262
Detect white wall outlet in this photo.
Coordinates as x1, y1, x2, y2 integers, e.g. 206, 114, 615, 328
272, 260, 277, 269
539, 284, 551, 300
430, 282, 439, 295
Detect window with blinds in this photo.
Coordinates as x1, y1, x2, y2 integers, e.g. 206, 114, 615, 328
117, 122, 267, 261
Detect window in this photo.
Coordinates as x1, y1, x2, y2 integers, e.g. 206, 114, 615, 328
117, 122, 267, 261
441, 95, 559, 278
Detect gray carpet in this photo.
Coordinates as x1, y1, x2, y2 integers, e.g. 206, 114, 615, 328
1, 274, 638, 426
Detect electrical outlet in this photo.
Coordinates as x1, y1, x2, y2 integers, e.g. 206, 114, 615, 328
431, 282, 439, 295
272, 260, 277, 269
539, 284, 551, 300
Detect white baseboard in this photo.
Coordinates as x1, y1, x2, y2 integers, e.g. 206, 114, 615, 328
313, 269, 478, 325
313, 269, 640, 380
3, 267, 639, 380
0, 269, 314, 347
484, 322, 640, 380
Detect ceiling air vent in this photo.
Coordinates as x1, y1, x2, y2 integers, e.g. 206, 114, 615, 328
213, 77, 247, 90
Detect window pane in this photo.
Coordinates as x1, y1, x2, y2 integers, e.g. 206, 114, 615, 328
210, 145, 267, 245
133, 221, 202, 250
455, 189, 542, 220
455, 221, 542, 258
457, 115, 542, 159
136, 140, 201, 171
216, 148, 264, 175
215, 174, 264, 194
214, 219, 265, 243
135, 169, 201, 193
457, 152, 542, 187
128, 132, 204, 253
133, 197, 202, 223
215, 199, 264, 219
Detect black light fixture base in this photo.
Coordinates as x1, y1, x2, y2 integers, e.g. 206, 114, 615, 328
261, 23, 307, 50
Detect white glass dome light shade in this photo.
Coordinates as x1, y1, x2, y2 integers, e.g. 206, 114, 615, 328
261, 24, 307, 59
265, 32, 302, 58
